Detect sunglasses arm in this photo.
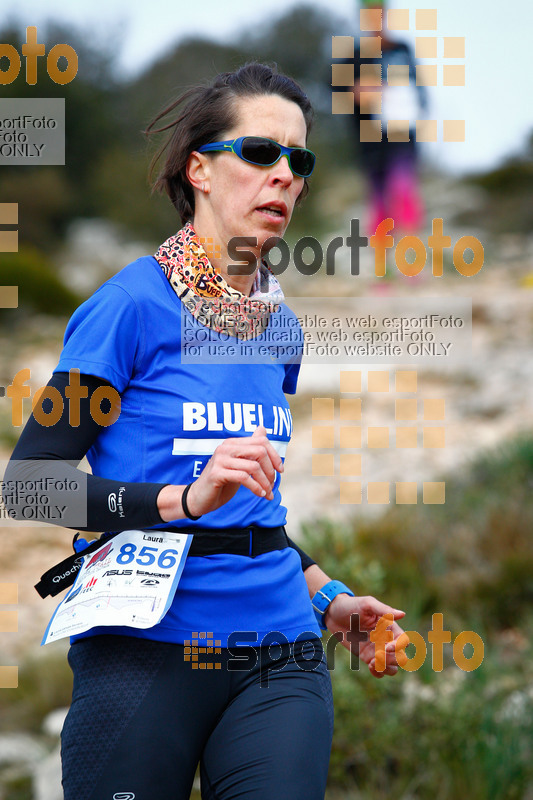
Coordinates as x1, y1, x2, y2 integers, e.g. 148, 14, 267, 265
197, 141, 236, 154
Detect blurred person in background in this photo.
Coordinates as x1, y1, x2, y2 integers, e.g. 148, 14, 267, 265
349, 0, 427, 236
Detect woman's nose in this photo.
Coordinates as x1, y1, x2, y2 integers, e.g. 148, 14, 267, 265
269, 154, 294, 184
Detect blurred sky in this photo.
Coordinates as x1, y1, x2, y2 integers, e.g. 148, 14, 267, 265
6, 0, 533, 174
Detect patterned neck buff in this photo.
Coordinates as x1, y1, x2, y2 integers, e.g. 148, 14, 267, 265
154, 221, 284, 341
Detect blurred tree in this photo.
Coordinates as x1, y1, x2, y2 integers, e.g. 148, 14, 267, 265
0, 19, 122, 244
0, 168, 73, 251
461, 129, 533, 233
120, 37, 247, 138
0, 7, 359, 253
0, 246, 80, 319
236, 4, 341, 103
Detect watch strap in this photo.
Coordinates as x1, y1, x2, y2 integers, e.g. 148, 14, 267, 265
311, 580, 355, 631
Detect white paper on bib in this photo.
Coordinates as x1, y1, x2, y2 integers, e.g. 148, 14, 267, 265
42, 529, 192, 645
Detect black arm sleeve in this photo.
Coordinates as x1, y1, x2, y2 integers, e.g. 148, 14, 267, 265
285, 537, 316, 571
3, 372, 167, 532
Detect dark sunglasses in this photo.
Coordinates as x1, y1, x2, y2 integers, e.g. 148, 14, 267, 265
197, 136, 316, 178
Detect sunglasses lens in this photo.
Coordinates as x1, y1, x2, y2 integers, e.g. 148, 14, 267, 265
241, 137, 281, 166
240, 137, 315, 177
290, 149, 315, 177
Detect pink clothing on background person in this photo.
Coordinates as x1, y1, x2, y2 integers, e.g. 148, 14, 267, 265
367, 161, 424, 236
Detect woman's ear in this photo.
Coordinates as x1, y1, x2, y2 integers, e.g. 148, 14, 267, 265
186, 151, 210, 193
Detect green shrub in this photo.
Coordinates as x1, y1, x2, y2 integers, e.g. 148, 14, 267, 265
300, 433, 533, 634
297, 433, 533, 798
0, 247, 81, 321
323, 632, 533, 799
0, 648, 72, 735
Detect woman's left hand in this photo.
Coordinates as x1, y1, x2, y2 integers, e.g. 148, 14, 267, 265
324, 594, 407, 678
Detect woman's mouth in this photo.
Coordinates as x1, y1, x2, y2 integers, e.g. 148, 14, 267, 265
256, 204, 287, 222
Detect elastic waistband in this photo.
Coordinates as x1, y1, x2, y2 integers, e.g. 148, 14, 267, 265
35, 526, 289, 599
162, 525, 289, 558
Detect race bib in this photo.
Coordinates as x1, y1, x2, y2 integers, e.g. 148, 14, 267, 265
42, 529, 192, 645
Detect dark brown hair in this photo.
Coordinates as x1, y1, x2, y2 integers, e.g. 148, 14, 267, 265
145, 62, 314, 225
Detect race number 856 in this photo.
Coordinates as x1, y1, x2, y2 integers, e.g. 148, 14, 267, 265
116, 543, 179, 569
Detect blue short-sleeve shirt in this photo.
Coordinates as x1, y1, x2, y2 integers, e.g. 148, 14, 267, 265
54, 256, 320, 645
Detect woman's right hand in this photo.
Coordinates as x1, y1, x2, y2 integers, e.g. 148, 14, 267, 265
156, 426, 284, 522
